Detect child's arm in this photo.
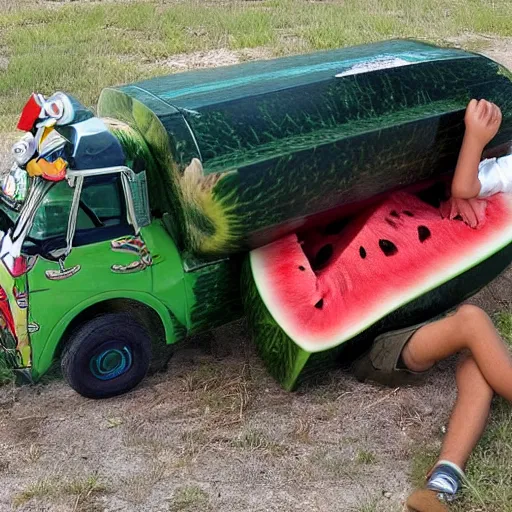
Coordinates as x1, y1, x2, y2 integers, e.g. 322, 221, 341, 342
451, 99, 502, 199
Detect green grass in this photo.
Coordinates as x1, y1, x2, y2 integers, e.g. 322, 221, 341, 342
352, 499, 380, 512
12, 473, 107, 508
496, 311, 512, 343
355, 449, 377, 465
1, 0, 512, 131
412, 311, 512, 512
169, 485, 210, 512
232, 428, 288, 456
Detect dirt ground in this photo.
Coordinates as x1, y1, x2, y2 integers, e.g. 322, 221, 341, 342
0, 41, 511, 512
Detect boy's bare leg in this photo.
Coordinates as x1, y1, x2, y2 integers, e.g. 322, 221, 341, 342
402, 304, 512, 402
436, 354, 493, 469
406, 355, 493, 512
403, 306, 499, 511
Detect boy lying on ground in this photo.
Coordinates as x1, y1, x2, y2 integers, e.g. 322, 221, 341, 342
353, 98, 512, 512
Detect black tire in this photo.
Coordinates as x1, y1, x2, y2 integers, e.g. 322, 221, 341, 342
61, 313, 151, 399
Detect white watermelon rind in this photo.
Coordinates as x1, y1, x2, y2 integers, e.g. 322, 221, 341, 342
250, 194, 512, 354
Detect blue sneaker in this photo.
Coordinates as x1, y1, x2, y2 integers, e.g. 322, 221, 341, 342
426, 460, 464, 502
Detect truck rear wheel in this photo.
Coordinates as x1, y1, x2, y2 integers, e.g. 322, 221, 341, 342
61, 314, 151, 399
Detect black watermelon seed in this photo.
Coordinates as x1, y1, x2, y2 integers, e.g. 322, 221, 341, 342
390, 210, 400, 218
379, 239, 398, 256
325, 218, 350, 235
298, 265, 305, 271
403, 210, 414, 217
359, 246, 367, 259
313, 244, 333, 269
418, 225, 431, 242
314, 299, 324, 309
385, 218, 398, 228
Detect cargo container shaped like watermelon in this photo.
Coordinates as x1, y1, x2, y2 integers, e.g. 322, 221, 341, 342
97, 39, 512, 258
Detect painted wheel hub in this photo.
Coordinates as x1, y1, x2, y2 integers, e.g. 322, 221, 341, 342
89, 346, 133, 380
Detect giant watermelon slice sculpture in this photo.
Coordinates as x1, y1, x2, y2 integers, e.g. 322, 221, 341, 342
242, 187, 512, 390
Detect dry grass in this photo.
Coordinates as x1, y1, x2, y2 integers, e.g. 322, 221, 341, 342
289, 417, 314, 443
118, 461, 166, 504
355, 449, 377, 465
231, 427, 288, 456
179, 362, 252, 428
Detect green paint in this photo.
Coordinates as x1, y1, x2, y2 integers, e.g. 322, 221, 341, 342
28, 221, 189, 379
186, 255, 243, 334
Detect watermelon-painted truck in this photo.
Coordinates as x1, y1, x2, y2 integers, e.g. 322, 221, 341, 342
1, 40, 512, 398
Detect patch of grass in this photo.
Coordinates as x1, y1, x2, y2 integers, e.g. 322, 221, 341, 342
450, 397, 512, 511
496, 311, 512, 344
451, 311, 512, 511
13, 473, 107, 509
307, 448, 352, 479
232, 428, 287, 456
355, 449, 377, 465
119, 461, 166, 504
169, 485, 210, 512
289, 417, 313, 443
26, 443, 41, 464
1, 0, 512, 131
180, 362, 252, 427
410, 444, 439, 489
177, 428, 214, 465
351, 498, 379, 512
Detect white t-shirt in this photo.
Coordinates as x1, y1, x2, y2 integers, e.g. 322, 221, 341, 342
478, 153, 512, 197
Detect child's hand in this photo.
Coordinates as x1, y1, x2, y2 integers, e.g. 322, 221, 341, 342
464, 99, 502, 147
440, 196, 487, 229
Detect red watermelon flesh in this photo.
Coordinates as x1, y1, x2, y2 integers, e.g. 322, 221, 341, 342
250, 190, 512, 353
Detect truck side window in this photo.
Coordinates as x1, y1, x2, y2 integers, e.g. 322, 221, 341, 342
73, 175, 133, 246
25, 175, 133, 258
29, 182, 74, 241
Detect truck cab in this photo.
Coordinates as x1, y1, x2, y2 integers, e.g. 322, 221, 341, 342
0, 96, 227, 398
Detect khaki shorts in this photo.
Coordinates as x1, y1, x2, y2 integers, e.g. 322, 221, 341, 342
352, 309, 456, 387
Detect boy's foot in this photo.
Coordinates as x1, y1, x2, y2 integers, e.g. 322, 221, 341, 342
406, 489, 448, 512
406, 461, 464, 512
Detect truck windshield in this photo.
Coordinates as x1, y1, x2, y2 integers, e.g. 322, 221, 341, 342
22, 174, 131, 258
0, 178, 69, 246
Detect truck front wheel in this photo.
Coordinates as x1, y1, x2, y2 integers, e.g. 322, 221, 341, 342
61, 314, 151, 399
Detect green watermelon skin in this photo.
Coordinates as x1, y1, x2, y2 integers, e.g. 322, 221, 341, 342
242, 243, 512, 391
98, 40, 512, 257
185, 256, 244, 334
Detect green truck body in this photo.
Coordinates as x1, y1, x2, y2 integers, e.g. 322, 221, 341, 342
1, 40, 511, 397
